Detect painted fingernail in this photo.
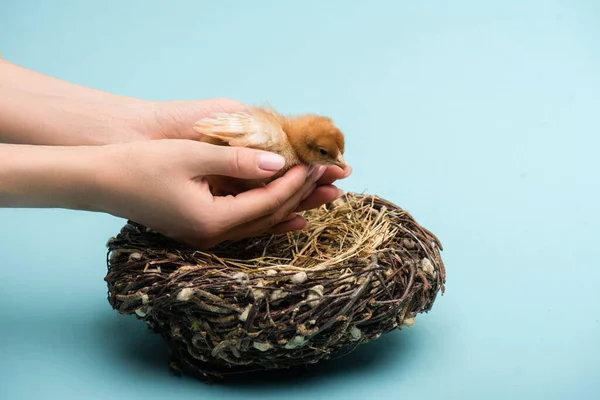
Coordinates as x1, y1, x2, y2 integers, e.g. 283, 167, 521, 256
343, 165, 352, 178
314, 166, 326, 182
257, 152, 286, 171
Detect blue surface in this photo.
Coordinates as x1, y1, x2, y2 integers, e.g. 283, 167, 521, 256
1, 1, 599, 399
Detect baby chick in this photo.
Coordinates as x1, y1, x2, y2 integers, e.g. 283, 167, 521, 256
193, 105, 346, 196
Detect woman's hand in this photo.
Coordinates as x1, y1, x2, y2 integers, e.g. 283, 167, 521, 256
96, 139, 327, 248
0, 140, 324, 249
143, 99, 352, 208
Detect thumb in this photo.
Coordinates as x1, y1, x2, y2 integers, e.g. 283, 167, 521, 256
195, 144, 287, 179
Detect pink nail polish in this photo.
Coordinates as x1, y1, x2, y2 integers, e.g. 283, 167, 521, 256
343, 165, 352, 178
258, 153, 285, 171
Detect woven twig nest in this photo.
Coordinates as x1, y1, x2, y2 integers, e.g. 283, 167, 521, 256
105, 193, 446, 382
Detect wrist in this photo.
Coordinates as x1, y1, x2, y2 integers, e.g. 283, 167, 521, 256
0, 144, 107, 211
0, 85, 152, 146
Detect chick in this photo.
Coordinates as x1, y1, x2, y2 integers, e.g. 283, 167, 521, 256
193, 105, 346, 196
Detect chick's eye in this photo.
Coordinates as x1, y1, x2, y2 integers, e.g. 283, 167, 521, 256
319, 148, 328, 156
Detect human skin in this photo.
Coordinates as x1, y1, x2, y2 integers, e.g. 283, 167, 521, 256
0, 60, 350, 248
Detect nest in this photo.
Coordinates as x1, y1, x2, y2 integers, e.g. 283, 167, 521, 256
105, 193, 446, 382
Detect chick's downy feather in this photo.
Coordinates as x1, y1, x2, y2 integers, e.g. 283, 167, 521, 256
193, 105, 346, 196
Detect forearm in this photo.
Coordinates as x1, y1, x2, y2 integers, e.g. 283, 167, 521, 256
0, 84, 149, 145
0, 59, 141, 107
0, 143, 104, 210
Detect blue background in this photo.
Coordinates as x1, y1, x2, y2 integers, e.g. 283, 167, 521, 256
1, 1, 599, 399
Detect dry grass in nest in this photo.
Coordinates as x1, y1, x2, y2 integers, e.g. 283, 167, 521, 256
105, 193, 446, 382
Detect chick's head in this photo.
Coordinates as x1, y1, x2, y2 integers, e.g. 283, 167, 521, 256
285, 114, 346, 170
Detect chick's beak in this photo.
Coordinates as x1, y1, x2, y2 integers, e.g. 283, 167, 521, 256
333, 153, 347, 171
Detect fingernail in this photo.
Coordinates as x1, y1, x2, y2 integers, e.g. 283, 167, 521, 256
298, 220, 309, 230
343, 165, 352, 178
306, 165, 316, 176
257, 152, 286, 171
314, 166, 326, 182
337, 188, 345, 198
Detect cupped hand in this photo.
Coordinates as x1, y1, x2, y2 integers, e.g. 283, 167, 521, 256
95, 139, 325, 249
139, 98, 351, 209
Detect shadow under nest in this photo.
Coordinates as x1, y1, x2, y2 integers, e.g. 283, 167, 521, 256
105, 193, 446, 383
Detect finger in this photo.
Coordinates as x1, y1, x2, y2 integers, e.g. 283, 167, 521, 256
175, 176, 311, 250
215, 164, 311, 225
266, 214, 308, 234
188, 190, 317, 250
317, 164, 352, 185
215, 170, 318, 240
281, 213, 299, 222
295, 185, 343, 212
192, 180, 315, 249
199, 214, 308, 249
222, 182, 315, 240
190, 143, 287, 179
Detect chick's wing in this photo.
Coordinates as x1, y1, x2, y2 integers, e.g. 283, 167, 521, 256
193, 106, 288, 152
